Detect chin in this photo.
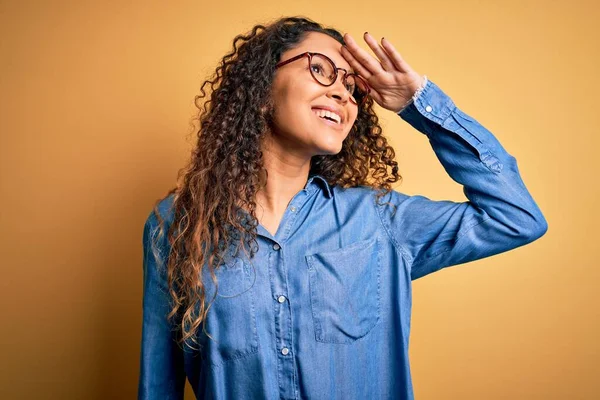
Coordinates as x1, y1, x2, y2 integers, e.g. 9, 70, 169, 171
307, 125, 349, 156
314, 142, 344, 156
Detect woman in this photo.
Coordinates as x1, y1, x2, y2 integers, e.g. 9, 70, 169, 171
138, 16, 547, 400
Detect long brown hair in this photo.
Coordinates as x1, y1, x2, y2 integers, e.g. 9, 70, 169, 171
147, 16, 402, 351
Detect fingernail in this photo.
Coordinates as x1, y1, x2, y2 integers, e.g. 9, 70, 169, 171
364, 31, 368, 35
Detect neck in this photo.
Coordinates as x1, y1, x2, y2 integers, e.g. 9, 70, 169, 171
254, 136, 312, 218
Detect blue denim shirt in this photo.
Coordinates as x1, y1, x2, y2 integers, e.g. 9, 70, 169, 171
138, 78, 548, 400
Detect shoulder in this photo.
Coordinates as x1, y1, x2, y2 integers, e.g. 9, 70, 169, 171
333, 184, 382, 198
333, 184, 411, 205
332, 185, 416, 223
143, 193, 176, 249
145, 193, 176, 228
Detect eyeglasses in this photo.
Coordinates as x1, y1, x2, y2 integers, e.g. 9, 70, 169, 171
275, 51, 370, 108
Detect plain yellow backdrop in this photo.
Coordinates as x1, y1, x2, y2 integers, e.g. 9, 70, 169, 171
1, 0, 598, 399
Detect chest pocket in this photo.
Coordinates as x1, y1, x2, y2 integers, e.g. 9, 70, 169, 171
199, 257, 259, 367
305, 236, 381, 344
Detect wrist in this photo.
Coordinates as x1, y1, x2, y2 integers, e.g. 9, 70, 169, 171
398, 75, 428, 114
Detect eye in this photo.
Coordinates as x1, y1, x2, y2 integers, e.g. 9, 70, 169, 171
310, 62, 325, 76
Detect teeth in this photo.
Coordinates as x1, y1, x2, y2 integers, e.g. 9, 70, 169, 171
312, 109, 341, 124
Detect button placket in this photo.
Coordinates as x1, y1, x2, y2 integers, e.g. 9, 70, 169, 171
268, 242, 298, 398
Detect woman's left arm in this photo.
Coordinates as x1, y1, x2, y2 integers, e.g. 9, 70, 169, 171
343, 33, 548, 280
384, 76, 547, 279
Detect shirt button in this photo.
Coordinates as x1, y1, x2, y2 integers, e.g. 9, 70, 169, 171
277, 295, 286, 303
273, 243, 280, 250
281, 347, 289, 355
290, 206, 297, 212
425, 105, 433, 112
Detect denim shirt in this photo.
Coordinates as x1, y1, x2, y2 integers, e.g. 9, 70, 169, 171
138, 77, 548, 400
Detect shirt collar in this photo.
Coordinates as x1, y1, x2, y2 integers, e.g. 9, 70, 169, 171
306, 173, 333, 198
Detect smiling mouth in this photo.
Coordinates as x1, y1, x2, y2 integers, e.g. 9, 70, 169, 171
313, 113, 344, 129
311, 109, 343, 127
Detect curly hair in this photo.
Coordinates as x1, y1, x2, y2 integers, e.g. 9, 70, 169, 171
146, 16, 402, 352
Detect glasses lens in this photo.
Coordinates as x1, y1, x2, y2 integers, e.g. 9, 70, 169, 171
310, 54, 336, 86
310, 54, 369, 106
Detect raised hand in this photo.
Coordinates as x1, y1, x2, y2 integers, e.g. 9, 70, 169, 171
341, 32, 425, 113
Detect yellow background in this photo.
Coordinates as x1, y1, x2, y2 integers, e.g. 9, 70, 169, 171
1, 0, 598, 398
